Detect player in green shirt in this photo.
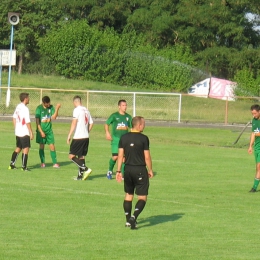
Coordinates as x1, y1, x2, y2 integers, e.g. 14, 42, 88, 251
248, 104, 260, 192
35, 96, 61, 168
104, 99, 132, 179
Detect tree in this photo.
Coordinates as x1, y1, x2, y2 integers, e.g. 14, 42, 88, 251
0, 0, 64, 74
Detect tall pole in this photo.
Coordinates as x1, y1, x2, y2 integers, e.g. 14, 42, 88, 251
6, 25, 14, 107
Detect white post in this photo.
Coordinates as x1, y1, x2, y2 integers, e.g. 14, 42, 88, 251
133, 92, 136, 117
6, 25, 14, 107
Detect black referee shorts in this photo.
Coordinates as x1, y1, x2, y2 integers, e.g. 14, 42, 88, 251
124, 165, 149, 196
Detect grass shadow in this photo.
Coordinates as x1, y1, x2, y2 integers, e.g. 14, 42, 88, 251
138, 213, 184, 229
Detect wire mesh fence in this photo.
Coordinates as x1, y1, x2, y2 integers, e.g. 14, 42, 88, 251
0, 87, 257, 124
0, 87, 182, 122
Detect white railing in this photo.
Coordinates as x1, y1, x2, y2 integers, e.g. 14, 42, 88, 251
0, 87, 182, 122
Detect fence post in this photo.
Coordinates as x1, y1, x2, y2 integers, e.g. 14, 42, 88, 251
40, 89, 43, 104
133, 92, 136, 117
225, 96, 228, 125
87, 91, 89, 109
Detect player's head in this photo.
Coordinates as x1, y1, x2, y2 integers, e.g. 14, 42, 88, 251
73, 95, 82, 107
132, 116, 145, 132
19, 93, 29, 104
118, 99, 127, 114
251, 104, 260, 119
42, 96, 51, 108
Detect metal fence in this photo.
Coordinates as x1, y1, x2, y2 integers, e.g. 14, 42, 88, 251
0, 87, 257, 124
0, 87, 182, 122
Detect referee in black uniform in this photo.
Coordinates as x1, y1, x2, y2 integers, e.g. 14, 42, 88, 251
116, 116, 153, 229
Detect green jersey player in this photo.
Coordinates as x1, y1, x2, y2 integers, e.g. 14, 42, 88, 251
248, 104, 260, 192
35, 96, 61, 168
104, 99, 132, 179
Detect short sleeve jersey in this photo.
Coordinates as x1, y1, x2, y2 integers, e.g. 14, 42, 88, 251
73, 105, 93, 139
106, 112, 132, 139
35, 104, 55, 133
252, 117, 260, 151
119, 132, 150, 166
13, 103, 31, 137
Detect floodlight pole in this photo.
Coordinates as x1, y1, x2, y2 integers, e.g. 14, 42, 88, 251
6, 25, 14, 107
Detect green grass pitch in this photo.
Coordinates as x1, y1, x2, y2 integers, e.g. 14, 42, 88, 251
1, 120, 259, 260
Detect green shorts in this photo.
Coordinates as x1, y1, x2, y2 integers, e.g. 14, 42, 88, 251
36, 130, 55, 145
111, 137, 120, 155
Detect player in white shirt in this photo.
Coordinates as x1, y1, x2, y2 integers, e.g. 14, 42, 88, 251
9, 93, 34, 171
67, 95, 93, 180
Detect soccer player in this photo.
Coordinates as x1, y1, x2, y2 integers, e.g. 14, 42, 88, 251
116, 116, 153, 229
248, 104, 260, 192
9, 93, 34, 171
35, 96, 61, 168
67, 95, 93, 181
104, 99, 132, 179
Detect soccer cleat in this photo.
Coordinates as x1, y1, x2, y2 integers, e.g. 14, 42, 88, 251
8, 165, 17, 170
74, 177, 82, 181
82, 168, 92, 180
106, 170, 113, 180
125, 222, 131, 227
128, 216, 137, 230
53, 164, 60, 168
249, 188, 257, 192
41, 163, 46, 168
21, 167, 30, 171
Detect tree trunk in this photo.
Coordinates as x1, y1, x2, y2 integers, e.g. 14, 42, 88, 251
18, 54, 23, 74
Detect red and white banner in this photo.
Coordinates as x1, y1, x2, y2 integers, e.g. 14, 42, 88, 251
209, 77, 236, 101
188, 78, 210, 98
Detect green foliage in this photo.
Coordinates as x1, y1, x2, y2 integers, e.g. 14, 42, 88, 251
1, 0, 260, 91
234, 68, 260, 96
39, 20, 197, 91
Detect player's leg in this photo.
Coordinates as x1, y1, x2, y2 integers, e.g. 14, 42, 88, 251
81, 139, 92, 180
124, 193, 134, 227
106, 139, 119, 179
47, 132, 59, 168
36, 131, 46, 167
20, 136, 31, 171
250, 150, 260, 192
49, 143, 59, 167
69, 139, 89, 180
123, 170, 134, 226
128, 166, 149, 229
9, 136, 21, 169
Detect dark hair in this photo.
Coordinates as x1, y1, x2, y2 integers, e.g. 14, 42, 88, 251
251, 104, 260, 111
42, 96, 50, 103
118, 99, 126, 106
132, 116, 144, 127
19, 93, 29, 102
73, 95, 81, 102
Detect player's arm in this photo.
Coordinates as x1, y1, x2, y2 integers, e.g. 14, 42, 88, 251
116, 147, 124, 182
67, 118, 77, 144
88, 123, 93, 132
36, 117, 45, 137
248, 132, 255, 154
144, 150, 153, 178
12, 117, 16, 128
104, 124, 112, 140
51, 104, 61, 120
88, 114, 94, 132
26, 122, 34, 140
